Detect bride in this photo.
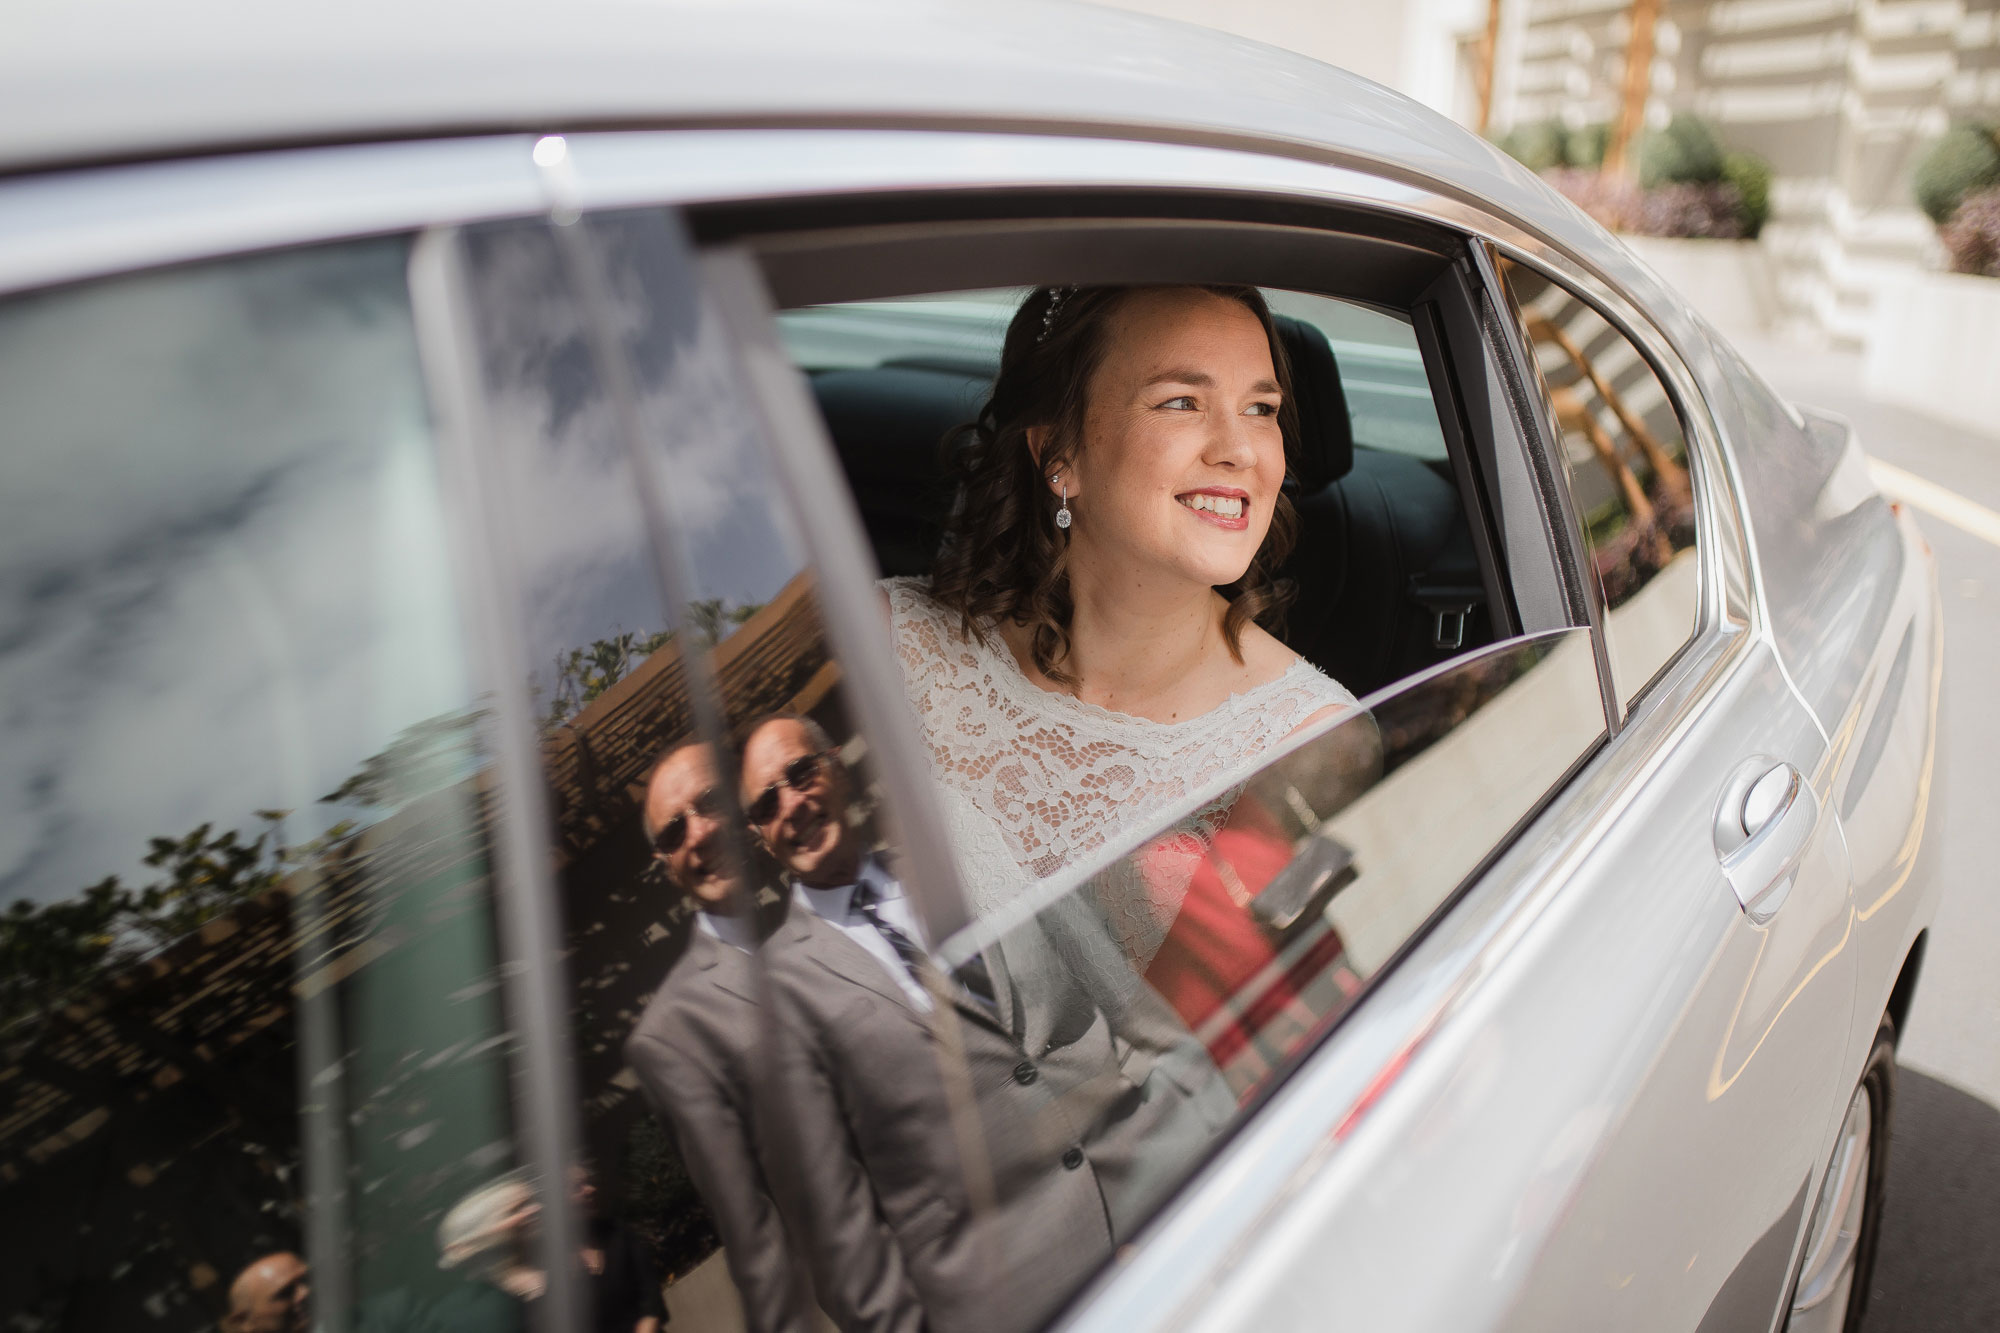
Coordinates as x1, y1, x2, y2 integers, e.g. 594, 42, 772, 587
883, 283, 1355, 1014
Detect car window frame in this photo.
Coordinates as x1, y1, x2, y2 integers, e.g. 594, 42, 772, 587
637, 135, 1757, 1333
636, 153, 1755, 1333
685, 199, 1623, 1327
1474, 238, 1755, 725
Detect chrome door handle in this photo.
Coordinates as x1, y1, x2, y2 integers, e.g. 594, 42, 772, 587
1714, 760, 1816, 924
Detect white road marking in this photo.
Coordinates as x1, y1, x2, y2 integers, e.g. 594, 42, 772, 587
1870, 458, 2000, 550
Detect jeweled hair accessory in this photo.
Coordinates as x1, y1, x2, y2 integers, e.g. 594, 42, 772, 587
1038, 286, 1075, 343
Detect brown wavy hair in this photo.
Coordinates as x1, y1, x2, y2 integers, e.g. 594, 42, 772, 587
927, 284, 1299, 685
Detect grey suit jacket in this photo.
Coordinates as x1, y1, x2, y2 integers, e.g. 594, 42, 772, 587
762, 890, 1233, 1333
624, 925, 816, 1333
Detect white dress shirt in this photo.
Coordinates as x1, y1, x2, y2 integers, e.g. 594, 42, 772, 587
695, 905, 762, 954
795, 856, 934, 1012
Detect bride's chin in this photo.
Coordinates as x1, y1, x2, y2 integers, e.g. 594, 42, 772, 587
1072, 536, 1257, 594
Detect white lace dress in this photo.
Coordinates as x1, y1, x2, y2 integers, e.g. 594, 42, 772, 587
883, 576, 1357, 970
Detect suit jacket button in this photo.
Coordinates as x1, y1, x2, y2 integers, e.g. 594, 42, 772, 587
1061, 1147, 1085, 1171
1013, 1060, 1038, 1086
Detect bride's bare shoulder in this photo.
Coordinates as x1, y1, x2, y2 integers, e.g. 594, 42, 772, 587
1235, 617, 1357, 735
1236, 617, 1303, 684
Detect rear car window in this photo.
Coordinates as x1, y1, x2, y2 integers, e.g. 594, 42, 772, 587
1496, 259, 1701, 710
0, 240, 524, 1332
731, 265, 1608, 1328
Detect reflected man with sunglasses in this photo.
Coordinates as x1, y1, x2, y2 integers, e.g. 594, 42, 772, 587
622, 742, 817, 1333
739, 718, 939, 1012
742, 714, 1228, 1333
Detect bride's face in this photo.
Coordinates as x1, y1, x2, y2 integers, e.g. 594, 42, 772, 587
1058, 289, 1286, 596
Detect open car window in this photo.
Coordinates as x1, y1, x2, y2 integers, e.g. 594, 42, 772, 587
478, 200, 1616, 1333
778, 288, 1448, 460
776, 280, 1509, 702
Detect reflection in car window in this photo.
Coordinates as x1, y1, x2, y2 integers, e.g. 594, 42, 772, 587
1497, 261, 1701, 709
924, 628, 1602, 1232
0, 242, 521, 1332
459, 210, 1100, 1333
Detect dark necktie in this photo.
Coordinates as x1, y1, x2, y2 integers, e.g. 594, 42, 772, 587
850, 876, 995, 1008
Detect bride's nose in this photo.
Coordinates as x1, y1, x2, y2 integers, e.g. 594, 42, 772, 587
1201, 409, 1260, 470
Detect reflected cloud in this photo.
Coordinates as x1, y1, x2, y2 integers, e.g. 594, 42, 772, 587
0, 241, 468, 905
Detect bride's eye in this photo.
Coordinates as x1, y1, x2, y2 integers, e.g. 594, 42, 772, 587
1157, 395, 1197, 411
1244, 401, 1279, 417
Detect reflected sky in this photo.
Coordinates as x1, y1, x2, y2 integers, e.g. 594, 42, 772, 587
461, 217, 804, 705
2, 217, 821, 913
0, 241, 470, 906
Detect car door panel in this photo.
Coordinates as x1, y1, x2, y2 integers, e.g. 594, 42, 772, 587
1171, 630, 1852, 1333
1797, 471, 1942, 1077
1492, 633, 1855, 1332
1698, 354, 1941, 1086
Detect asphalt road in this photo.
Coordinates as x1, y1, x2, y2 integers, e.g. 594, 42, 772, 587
1734, 338, 2000, 1332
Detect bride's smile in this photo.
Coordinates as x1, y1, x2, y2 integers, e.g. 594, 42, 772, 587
1175, 487, 1250, 529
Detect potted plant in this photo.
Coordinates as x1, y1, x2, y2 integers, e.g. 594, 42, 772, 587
1499, 114, 1776, 334
1914, 122, 2000, 278
1861, 123, 2000, 432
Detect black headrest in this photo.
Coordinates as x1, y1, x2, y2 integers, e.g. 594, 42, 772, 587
1274, 315, 1354, 491
812, 364, 989, 485
811, 364, 990, 576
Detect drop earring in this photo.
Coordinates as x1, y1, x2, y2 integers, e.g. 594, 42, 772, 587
1052, 474, 1071, 530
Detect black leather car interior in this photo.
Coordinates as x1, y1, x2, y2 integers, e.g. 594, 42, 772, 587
805, 315, 1492, 698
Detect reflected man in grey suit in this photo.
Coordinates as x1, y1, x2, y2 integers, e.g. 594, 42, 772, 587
623, 742, 816, 1333
739, 716, 1231, 1333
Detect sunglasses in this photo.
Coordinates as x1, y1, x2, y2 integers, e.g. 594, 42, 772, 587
652, 786, 722, 857
745, 750, 838, 826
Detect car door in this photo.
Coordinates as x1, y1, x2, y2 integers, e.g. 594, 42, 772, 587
1481, 249, 1859, 1333
377, 126, 1869, 1333
659, 140, 1859, 1332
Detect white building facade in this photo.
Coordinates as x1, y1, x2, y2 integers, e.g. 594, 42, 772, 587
1098, 0, 2000, 344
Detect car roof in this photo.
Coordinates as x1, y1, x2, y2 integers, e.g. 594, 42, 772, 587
8, 1, 1547, 206
5, 0, 1681, 339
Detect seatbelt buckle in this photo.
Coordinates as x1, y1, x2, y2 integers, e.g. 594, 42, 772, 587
1430, 604, 1472, 651
1409, 580, 1484, 653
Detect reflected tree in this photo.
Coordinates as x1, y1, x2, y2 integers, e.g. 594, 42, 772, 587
536, 602, 763, 733
685, 598, 760, 646
1, 815, 287, 1029
541, 628, 676, 732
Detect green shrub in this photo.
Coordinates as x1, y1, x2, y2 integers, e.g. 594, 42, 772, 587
1499, 119, 1571, 172
1638, 114, 1727, 188
1567, 122, 1611, 171
1913, 123, 2000, 225
1723, 151, 1774, 238
1498, 120, 1614, 172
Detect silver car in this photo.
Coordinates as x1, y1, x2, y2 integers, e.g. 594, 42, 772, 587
0, 4, 1940, 1333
